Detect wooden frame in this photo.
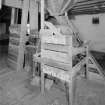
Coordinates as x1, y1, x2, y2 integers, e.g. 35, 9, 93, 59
35, 1, 89, 105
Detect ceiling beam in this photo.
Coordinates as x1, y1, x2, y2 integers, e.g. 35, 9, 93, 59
2, 0, 22, 8
74, 0, 105, 7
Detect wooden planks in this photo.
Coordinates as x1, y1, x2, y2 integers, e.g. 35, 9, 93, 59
8, 24, 20, 70
70, 0, 105, 15
33, 56, 71, 71
43, 43, 68, 53
42, 49, 70, 63
41, 29, 67, 44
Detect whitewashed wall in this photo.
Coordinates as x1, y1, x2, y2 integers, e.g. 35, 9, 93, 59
72, 13, 105, 52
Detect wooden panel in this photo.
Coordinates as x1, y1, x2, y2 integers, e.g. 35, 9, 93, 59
42, 49, 71, 63
41, 29, 67, 44
43, 43, 68, 53
33, 56, 71, 71
43, 65, 70, 82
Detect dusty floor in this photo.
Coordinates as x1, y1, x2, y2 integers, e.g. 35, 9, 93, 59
0, 45, 105, 105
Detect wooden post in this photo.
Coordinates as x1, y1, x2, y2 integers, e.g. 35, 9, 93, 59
17, 0, 29, 71
66, 35, 74, 105
30, 0, 38, 31
11, 8, 15, 25
85, 45, 89, 78
0, 0, 2, 9
15, 8, 19, 24
29, 0, 39, 75
41, 0, 45, 95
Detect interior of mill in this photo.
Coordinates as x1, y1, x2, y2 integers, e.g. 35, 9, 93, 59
0, 0, 105, 105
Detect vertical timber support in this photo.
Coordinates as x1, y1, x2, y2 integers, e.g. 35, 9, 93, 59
66, 35, 73, 105
15, 8, 19, 24
30, 0, 38, 31
85, 45, 89, 78
11, 8, 15, 25
41, 0, 45, 95
17, 0, 29, 71
29, 0, 39, 75
66, 30, 77, 105
0, 0, 2, 9
11, 8, 18, 24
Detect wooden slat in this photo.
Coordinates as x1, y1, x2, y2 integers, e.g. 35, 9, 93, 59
88, 53, 105, 78
8, 54, 17, 62
88, 64, 97, 69
43, 65, 70, 82
33, 56, 71, 71
70, 0, 105, 14
42, 49, 70, 63
43, 43, 68, 53
8, 58, 17, 70
74, 0, 105, 8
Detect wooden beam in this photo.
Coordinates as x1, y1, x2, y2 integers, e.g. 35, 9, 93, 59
74, 0, 105, 8
0, 0, 2, 9
11, 8, 15, 24
17, 0, 29, 71
41, 0, 45, 95
3, 0, 22, 8
30, 0, 38, 31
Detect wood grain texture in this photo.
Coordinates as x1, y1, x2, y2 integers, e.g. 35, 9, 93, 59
17, 0, 29, 71
41, 29, 67, 44
42, 49, 70, 63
